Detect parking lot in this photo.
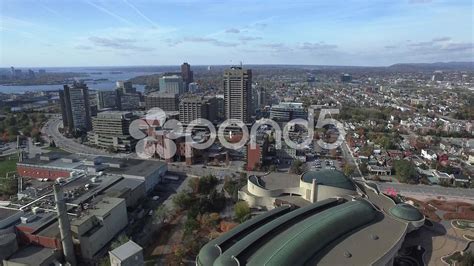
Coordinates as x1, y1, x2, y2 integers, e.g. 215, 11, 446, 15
305, 158, 342, 172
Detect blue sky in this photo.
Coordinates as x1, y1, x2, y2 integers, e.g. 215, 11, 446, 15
1, 0, 473, 67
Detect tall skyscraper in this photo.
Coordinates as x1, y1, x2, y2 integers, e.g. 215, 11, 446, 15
181, 62, 194, 87
59, 81, 92, 133
223, 67, 252, 123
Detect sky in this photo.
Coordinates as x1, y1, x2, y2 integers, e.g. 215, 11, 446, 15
0, 0, 473, 67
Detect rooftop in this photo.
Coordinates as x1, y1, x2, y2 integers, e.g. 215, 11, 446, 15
109, 240, 143, 261
6, 245, 58, 265
301, 170, 357, 191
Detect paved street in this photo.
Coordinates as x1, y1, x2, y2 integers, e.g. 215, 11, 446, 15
376, 182, 474, 201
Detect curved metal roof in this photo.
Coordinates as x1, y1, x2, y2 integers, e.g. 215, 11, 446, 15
202, 199, 378, 266
301, 170, 356, 191
389, 203, 424, 221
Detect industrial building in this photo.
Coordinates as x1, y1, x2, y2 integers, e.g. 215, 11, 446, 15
88, 111, 138, 152
198, 174, 425, 266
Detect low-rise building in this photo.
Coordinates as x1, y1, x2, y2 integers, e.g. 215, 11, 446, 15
89, 111, 138, 152
109, 240, 144, 266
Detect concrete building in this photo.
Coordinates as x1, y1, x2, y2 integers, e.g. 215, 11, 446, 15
239, 170, 358, 209
145, 92, 179, 112
59, 81, 92, 133
198, 176, 425, 266
89, 111, 138, 152
224, 67, 252, 123
3, 246, 59, 266
270, 102, 307, 122
109, 240, 144, 266
179, 96, 218, 124
159, 74, 185, 94
97, 90, 118, 110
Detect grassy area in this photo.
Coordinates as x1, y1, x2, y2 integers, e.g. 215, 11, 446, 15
0, 154, 18, 178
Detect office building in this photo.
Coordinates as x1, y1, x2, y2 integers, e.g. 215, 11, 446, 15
97, 90, 118, 110
256, 87, 269, 109
159, 74, 185, 94
341, 73, 352, 83
59, 81, 92, 133
145, 92, 179, 111
89, 111, 138, 152
223, 67, 252, 123
269, 102, 307, 122
117, 92, 141, 111
116, 81, 135, 94
198, 171, 425, 266
109, 240, 144, 266
181, 62, 194, 86
179, 96, 218, 124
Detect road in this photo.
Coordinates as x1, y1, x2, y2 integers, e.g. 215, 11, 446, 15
42, 118, 110, 156
376, 182, 474, 201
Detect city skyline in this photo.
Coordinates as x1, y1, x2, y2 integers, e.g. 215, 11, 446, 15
1, 0, 473, 67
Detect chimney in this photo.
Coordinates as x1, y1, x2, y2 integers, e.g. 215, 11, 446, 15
53, 183, 77, 266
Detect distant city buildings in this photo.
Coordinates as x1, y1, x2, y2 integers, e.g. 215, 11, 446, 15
116, 80, 135, 94
224, 67, 252, 123
59, 81, 92, 133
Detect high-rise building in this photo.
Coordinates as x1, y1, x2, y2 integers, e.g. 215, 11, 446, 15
97, 90, 119, 110
181, 62, 194, 87
179, 96, 218, 124
89, 111, 138, 152
256, 87, 269, 108
223, 67, 252, 123
159, 74, 185, 94
59, 81, 92, 133
145, 92, 179, 111
116, 81, 135, 94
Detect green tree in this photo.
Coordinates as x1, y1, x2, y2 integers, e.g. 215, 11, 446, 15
393, 160, 418, 183
234, 201, 251, 223
290, 159, 304, 175
153, 206, 169, 224
198, 175, 218, 194
172, 191, 194, 210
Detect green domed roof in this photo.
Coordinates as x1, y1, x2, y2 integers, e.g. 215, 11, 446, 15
389, 203, 424, 221
301, 170, 356, 191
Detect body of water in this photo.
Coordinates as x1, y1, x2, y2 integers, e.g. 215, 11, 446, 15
0, 68, 158, 93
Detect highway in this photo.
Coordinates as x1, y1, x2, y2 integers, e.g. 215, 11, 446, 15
42, 118, 110, 156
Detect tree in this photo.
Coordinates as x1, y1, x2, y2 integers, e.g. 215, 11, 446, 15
184, 217, 200, 236
198, 175, 218, 194
234, 201, 251, 223
343, 164, 355, 177
172, 191, 194, 210
290, 159, 304, 175
153, 206, 169, 224
393, 160, 418, 183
